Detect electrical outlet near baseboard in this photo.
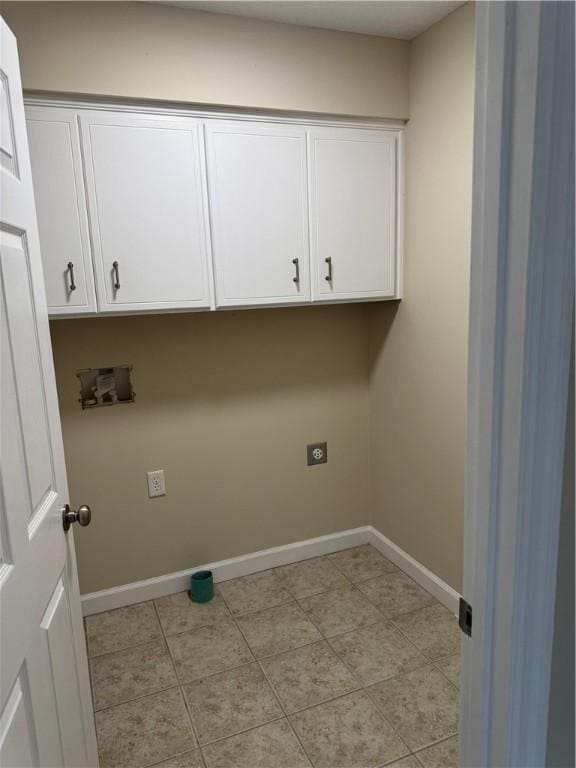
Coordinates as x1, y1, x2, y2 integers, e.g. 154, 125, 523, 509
147, 469, 166, 498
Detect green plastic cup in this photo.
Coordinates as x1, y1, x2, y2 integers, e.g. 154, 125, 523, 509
189, 570, 214, 603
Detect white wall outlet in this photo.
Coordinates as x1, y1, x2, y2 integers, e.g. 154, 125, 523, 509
147, 469, 166, 498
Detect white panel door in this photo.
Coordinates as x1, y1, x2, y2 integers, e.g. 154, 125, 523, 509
80, 111, 212, 312
26, 106, 97, 315
0, 18, 98, 768
205, 120, 310, 307
308, 127, 399, 301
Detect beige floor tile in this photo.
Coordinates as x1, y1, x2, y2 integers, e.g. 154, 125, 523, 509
416, 736, 459, 768
152, 749, 205, 767
435, 654, 460, 688
86, 602, 162, 657
95, 687, 197, 768
90, 639, 177, 710
236, 602, 321, 658
167, 620, 253, 683
386, 757, 421, 768
154, 591, 231, 636
183, 662, 282, 745
201, 719, 311, 768
357, 573, 436, 619
392, 604, 460, 660
275, 557, 350, 598
261, 640, 358, 713
218, 570, 292, 616
368, 666, 459, 752
329, 621, 428, 687
89, 558, 462, 768
328, 545, 397, 583
290, 690, 408, 768
299, 585, 383, 638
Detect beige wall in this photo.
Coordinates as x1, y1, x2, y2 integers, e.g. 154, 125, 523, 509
51, 308, 371, 593
368, 3, 475, 591
1, 0, 399, 594
1, 1, 408, 118
4, 1, 475, 594
2, 0, 404, 594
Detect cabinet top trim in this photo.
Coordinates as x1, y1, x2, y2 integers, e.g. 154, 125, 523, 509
23, 93, 405, 133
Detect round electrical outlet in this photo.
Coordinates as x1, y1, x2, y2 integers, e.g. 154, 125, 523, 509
307, 442, 327, 466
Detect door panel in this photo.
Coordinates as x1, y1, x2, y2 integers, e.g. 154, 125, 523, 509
309, 127, 398, 301
1, 230, 56, 521
40, 577, 91, 766
0, 673, 38, 768
81, 111, 211, 311
0, 17, 98, 767
26, 108, 97, 314
0, 71, 18, 177
206, 121, 310, 306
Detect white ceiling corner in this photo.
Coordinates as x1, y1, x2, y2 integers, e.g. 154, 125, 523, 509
153, 1, 466, 41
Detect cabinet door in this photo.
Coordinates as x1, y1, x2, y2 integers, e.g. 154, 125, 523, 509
205, 121, 310, 307
26, 107, 97, 314
308, 127, 399, 301
80, 111, 212, 312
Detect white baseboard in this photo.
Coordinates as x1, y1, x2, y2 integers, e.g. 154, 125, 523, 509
80, 524, 460, 616
368, 527, 461, 615
81, 526, 372, 616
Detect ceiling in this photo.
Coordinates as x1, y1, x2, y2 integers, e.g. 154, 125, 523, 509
156, 1, 465, 40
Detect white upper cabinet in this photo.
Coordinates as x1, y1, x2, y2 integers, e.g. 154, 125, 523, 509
26, 107, 97, 314
308, 127, 399, 301
80, 111, 212, 312
26, 102, 403, 316
205, 121, 310, 307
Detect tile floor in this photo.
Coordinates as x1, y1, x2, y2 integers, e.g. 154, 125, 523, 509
85, 545, 461, 768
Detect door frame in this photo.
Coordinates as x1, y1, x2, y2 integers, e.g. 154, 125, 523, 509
461, 3, 574, 767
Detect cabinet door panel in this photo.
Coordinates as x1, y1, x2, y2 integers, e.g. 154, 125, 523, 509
206, 121, 310, 306
26, 108, 97, 314
309, 128, 398, 301
80, 112, 211, 312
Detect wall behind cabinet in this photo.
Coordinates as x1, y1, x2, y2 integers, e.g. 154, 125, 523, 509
1, 1, 408, 119
51, 308, 372, 594
5, 1, 474, 595
0, 1, 409, 593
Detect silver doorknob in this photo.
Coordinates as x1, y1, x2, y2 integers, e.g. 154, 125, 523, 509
62, 503, 92, 532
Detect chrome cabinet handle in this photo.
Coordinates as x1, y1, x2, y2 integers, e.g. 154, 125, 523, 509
112, 261, 120, 290
325, 257, 333, 283
292, 258, 300, 285
67, 261, 76, 292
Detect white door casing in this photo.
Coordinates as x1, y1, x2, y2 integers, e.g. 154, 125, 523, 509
205, 120, 310, 307
0, 17, 98, 767
461, 3, 574, 767
80, 110, 213, 312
